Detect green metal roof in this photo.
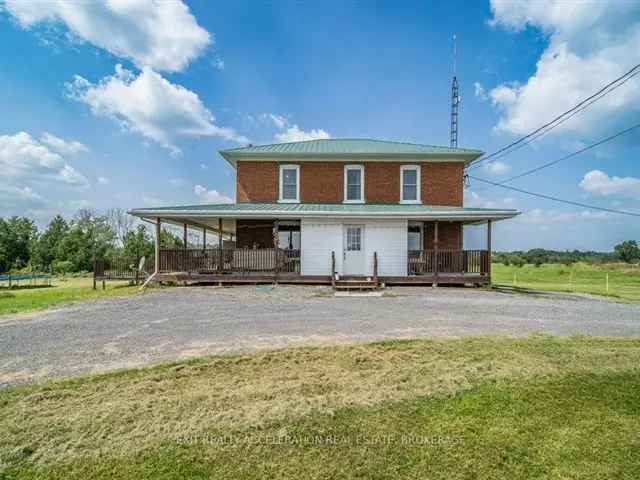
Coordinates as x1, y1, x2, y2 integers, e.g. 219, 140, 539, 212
219, 138, 483, 161
130, 203, 519, 222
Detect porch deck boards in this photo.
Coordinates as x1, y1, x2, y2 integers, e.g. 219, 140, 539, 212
156, 272, 489, 286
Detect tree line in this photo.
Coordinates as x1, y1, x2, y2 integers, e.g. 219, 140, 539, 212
493, 242, 640, 267
0, 209, 184, 274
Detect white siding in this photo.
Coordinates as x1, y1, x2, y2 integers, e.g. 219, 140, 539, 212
300, 219, 343, 275
300, 218, 407, 276
364, 220, 407, 276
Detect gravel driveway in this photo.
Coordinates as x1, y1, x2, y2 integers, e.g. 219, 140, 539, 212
1, 285, 639, 386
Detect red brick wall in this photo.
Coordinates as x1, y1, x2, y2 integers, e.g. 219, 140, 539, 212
300, 163, 344, 203
235, 161, 464, 206
365, 163, 401, 203
423, 221, 462, 250
236, 162, 278, 203
422, 163, 463, 206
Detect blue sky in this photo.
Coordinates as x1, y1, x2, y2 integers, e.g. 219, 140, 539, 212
1, 0, 639, 250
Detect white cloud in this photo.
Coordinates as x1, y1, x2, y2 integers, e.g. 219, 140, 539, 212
0, 131, 88, 186
97, 176, 109, 185
259, 113, 330, 143
0, 131, 89, 216
488, 0, 640, 137
579, 170, 640, 199
474, 82, 488, 101
465, 190, 516, 209
483, 160, 511, 175
521, 207, 611, 224
4, 0, 210, 73
194, 185, 232, 204
0, 184, 46, 209
40, 132, 88, 155
212, 57, 225, 70
263, 113, 289, 130
169, 178, 184, 187
275, 125, 331, 143
66, 65, 248, 154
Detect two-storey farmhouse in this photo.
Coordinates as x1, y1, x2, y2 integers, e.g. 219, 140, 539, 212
130, 139, 519, 286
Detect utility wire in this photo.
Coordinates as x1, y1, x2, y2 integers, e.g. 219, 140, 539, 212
466, 63, 640, 170
468, 175, 640, 217
468, 71, 640, 171
469, 72, 640, 172
489, 122, 640, 185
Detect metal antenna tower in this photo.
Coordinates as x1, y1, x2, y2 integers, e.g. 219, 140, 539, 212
450, 34, 460, 148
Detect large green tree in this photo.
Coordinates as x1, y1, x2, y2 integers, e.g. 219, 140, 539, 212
56, 209, 116, 271
122, 224, 154, 261
0, 216, 38, 272
30, 215, 69, 270
614, 240, 640, 264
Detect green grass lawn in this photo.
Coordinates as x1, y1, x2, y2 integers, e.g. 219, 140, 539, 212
0, 277, 139, 316
492, 262, 640, 301
1, 335, 639, 479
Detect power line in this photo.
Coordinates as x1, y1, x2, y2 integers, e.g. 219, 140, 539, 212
468, 175, 640, 217
466, 63, 640, 170
468, 71, 640, 172
490, 122, 640, 185
468, 65, 640, 169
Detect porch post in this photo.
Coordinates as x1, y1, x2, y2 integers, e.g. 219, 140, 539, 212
202, 228, 206, 251
155, 218, 161, 274
434, 220, 439, 286
273, 220, 279, 284
183, 223, 188, 274
218, 218, 223, 274
487, 219, 492, 282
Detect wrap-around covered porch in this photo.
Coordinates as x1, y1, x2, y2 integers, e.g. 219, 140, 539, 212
131, 206, 507, 286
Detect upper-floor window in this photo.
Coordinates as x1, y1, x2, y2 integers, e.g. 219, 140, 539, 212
279, 164, 300, 203
400, 165, 421, 204
344, 165, 364, 203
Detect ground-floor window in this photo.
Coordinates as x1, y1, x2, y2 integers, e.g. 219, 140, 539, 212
278, 222, 301, 250
408, 223, 422, 251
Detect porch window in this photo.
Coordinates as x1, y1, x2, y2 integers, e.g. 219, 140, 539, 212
400, 165, 421, 204
408, 224, 422, 250
346, 226, 362, 251
279, 164, 300, 203
277, 223, 301, 250
344, 165, 364, 203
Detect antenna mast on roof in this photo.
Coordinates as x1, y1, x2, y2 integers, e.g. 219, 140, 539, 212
450, 34, 460, 148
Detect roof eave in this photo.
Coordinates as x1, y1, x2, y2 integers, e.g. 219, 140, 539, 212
129, 208, 520, 222
219, 151, 483, 167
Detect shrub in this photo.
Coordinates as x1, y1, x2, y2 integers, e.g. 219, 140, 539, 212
52, 260, 73, 276
511, 256, 526, 268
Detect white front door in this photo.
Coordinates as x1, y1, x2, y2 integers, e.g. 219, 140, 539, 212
343, 225, 365, 275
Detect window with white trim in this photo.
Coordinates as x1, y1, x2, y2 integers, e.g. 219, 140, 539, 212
344, 165, 364, 203
279, 165, 299, 203
400, 165, 421, 203
407, 223, 422, 251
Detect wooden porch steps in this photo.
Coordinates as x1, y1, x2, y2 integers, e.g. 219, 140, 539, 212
333, 279, 381, 291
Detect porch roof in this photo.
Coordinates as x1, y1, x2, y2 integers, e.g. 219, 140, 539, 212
129, 203, 519, 224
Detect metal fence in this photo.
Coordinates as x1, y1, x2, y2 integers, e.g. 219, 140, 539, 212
0, 273, 52, 288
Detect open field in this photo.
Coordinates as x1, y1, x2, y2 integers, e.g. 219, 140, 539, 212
0, 277, 138, 316
493, 262, 640, 301
1, 335, 639, 479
